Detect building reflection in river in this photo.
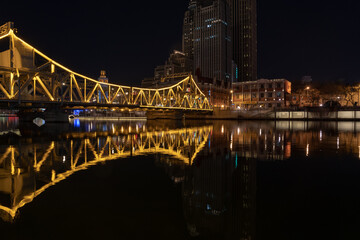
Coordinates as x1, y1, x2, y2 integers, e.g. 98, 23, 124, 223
181, 122, 256, 239
170, 121, 360, 239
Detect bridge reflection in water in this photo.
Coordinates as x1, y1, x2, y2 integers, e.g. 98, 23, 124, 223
0, 124, 212, 221
2, 119, 360, 239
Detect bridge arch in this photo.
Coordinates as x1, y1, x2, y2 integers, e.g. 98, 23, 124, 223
0, 23, 212, 111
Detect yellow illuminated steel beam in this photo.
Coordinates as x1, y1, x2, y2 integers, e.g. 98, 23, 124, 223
71, 74, 84, 102
0, 30, 211, 110
98, 84, 110, 104
35, 76, 54, 101
110, 87, 121, 103
0, 81, 11, 99
86, 83, 99, 103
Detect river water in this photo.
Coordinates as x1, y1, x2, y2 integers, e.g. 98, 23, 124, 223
0, 118, 360, 239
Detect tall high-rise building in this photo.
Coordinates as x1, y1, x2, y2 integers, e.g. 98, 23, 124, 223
183, 0, 232, 86
230, 0, 257, 82
182, 0, 197, 60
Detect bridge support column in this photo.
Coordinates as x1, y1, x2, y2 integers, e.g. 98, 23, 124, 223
18, 106, 69, 123
146, 110, 185, 120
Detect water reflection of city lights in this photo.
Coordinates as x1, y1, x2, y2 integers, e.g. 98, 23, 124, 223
306, 144, 309, 156
320, 130, 323, 141
337, 137, 340, 149
74, 119, 80, 128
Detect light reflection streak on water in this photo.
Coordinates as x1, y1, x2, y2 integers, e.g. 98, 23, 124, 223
306, 144, 310, 157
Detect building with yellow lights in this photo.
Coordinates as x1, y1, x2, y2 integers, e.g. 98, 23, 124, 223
233, 78, 291, 109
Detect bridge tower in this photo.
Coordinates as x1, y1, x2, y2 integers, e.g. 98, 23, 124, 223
97, 70, 109, 103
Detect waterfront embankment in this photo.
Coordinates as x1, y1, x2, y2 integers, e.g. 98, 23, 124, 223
190, 107, 360, 121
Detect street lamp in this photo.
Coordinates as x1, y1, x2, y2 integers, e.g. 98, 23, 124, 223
305, 86, 310, 106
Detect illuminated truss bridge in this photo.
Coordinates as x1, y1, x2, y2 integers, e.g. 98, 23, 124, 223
0, 22, 211, 111
0, 125, 212, 221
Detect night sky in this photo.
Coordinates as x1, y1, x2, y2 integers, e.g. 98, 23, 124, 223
1, 0, 360, 86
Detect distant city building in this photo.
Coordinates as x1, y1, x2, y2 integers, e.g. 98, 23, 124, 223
182, 0, 197, 60
233, 78, 291, 109
181, 0, 233, 107
230, 0, 257, 82
98, 70, 109, 103
192, 0, 233, 85
141, 77, 158, 88
154, 50, 193, 80
141, 50, 192, 88
98, 70, 108, 83
196, 75, 231, 107
146, 0, 259, 107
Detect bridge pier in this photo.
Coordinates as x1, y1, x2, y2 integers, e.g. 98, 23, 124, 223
18, 107, 69, 123
146, 110, 185, 120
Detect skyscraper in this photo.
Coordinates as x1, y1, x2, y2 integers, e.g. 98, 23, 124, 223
182, 0, 233, 107
182, 0, 196, 60
183, 0, 232, 85
230, 0, 257, 82
183, 0, 257, 84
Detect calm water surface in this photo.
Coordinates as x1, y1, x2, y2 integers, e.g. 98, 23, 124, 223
0, 118, 360, 239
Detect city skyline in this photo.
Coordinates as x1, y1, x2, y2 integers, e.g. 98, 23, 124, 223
1, 0, 359, 85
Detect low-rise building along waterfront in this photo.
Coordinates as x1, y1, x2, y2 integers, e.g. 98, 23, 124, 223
232, 78, 291, 109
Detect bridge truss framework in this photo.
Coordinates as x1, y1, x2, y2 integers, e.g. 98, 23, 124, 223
0, 22, 211, 111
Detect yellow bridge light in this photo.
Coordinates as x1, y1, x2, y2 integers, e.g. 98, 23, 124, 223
0, 25, 212, 111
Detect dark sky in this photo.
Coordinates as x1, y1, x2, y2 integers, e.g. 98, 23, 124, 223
1, 0, 360, 86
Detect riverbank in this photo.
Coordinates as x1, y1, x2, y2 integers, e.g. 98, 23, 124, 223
186, 108, 360, 121
76, 116, 147, 121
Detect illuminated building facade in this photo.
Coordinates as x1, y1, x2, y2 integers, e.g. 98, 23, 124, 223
195, 75, 231, 107
182, 0, 233, 107
233, 78, 291, 109
230, 0, 257, 82
98, 70, 108, 83
192, 0, 232, 86
98, 70, 109, 103
183, 0, 197, 60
